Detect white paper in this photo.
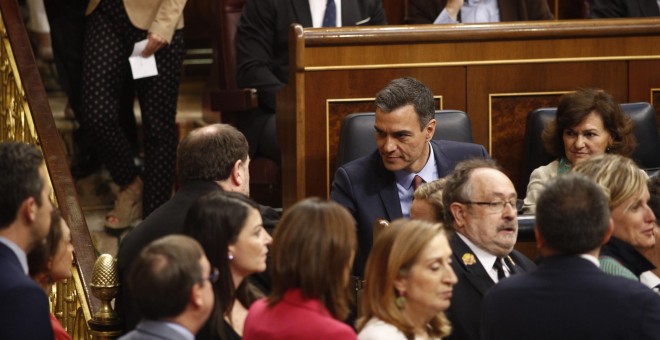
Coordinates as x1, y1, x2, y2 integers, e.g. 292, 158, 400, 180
128, 39, 158, 79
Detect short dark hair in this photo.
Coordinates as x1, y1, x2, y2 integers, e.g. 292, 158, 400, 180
375, 77, 435, 129
28, 208, 63, 277
536, 173, 610, 255
183, 190, 261, 337
268, 198, 356, 320
129, 235, 205, 320
542, 88, 636, 158
648, 176, 660, 225
0, 142, 45, 229
177, 124, 249, 184
442, 158, 500, 230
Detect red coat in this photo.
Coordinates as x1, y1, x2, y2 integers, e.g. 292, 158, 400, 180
243, 289, 356, 340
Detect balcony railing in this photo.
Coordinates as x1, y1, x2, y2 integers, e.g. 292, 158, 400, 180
1, 1, 121, 338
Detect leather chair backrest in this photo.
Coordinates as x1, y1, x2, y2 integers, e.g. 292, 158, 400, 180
521, 102, 660, 194
213, 0, 244, 91
336, 110, 473, 167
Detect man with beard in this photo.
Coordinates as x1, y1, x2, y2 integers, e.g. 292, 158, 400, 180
441, 158, 536, 340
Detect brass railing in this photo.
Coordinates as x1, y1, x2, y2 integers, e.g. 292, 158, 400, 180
1, 1, 120, 338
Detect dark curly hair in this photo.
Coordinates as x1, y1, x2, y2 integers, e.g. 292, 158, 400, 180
541, 88, 636, 159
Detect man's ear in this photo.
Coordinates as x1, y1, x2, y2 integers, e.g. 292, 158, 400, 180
425, 119, 437, 141
534, 227, 545, 249
449, 202, 466, 231
21, 197, 38, 224
602, 218, 615, 245
230, 159, 244, 187
190, 283, 204, 308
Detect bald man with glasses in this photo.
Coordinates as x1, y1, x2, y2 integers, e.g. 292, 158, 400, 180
441, 158, 536, 340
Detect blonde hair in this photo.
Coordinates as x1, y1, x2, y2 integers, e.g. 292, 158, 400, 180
357, 219, 451, 339
413, 178, 447, 222
572, 154, 647, 209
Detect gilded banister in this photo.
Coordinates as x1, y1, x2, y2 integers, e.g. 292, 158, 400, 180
1, 0, 121, 338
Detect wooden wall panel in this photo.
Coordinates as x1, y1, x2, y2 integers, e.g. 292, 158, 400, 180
466, 61, 628, 193
280, 20, 660, 207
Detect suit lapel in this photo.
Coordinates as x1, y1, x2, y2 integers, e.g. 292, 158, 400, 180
291, 0, 313, 27
639, 0, 660, 16
497, 0, 517, 21
374, 153, 403, 220
431, 141, 453, 177
341, 0, 359, 25
450, 234, 495, 296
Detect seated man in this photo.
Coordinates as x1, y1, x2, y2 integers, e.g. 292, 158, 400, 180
590, 0, 660, 18
406, 0, 552, 24
481, 174, 660, 339
442, 158, 536, 340
235, 0, 387, 162
0, 142, 54, 339
119, 235, 214, 340
117, 124, 279, 331
331, 77, 489, 276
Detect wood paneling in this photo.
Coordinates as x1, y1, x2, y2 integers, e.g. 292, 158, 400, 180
279, 19, 660, 207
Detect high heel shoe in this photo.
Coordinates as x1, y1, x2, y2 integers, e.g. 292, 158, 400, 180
105, 180, 143, 233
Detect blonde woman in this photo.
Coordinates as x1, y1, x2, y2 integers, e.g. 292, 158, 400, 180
358, 219, 457, 340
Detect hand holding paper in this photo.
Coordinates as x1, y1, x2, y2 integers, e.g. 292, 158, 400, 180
129, 39, 158, 79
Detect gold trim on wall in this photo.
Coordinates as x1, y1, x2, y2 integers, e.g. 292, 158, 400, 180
650, 88, 660, 106
304, 55, 660, 72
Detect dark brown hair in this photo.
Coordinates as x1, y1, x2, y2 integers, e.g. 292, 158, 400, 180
28, 208, 63, 278
542, 89, 636, 159
268, 198, 356, 321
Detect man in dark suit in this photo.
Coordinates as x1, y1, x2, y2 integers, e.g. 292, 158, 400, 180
442, 158, 536, 340
481, 174, 660, 339
120, 235, 214, 340
405, 0, 552, 24
117, 124, 279, 331
0, 142, 54, 339
590, 0, 660, 18
235, 0, 387, 162
331, 77, 489, 276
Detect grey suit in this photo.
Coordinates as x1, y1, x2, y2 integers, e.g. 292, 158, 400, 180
119, 320, 194, 340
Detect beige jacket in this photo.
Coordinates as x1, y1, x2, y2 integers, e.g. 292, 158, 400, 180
86, 0, 186, 44
522, 159, 559, 215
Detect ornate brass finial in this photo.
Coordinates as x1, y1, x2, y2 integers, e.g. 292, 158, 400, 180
90, 254, 120, 322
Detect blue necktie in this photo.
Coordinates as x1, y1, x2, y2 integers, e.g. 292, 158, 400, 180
322, 0, 337, 27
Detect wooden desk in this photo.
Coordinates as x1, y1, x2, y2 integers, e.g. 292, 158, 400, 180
277, 18, 660, 207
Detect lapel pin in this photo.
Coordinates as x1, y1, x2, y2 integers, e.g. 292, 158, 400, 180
462, 253, 476, 266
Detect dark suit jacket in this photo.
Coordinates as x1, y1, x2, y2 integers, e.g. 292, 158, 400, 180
117, 181, 280, 332
590, 0, 660, 18
236, 0, 387, 113
243, 289, 356, 340
331, 140, 489, 276
447, 234, 536, 340
405, 0, 552, 24
481, 256, 660, 340
0, 242, 54, 339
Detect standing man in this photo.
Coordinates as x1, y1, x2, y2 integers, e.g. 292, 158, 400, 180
331, 77, 489, 276
0, 142, 54, 339
481, 174, 660, 339
119, 235, 215, 340
442, 158, 536, 340
235, 0, 387, 162
117, 124, 279, 331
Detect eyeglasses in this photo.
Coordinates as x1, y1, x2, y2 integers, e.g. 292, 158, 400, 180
207, 267, 220, 284
462, 199, 517, 213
